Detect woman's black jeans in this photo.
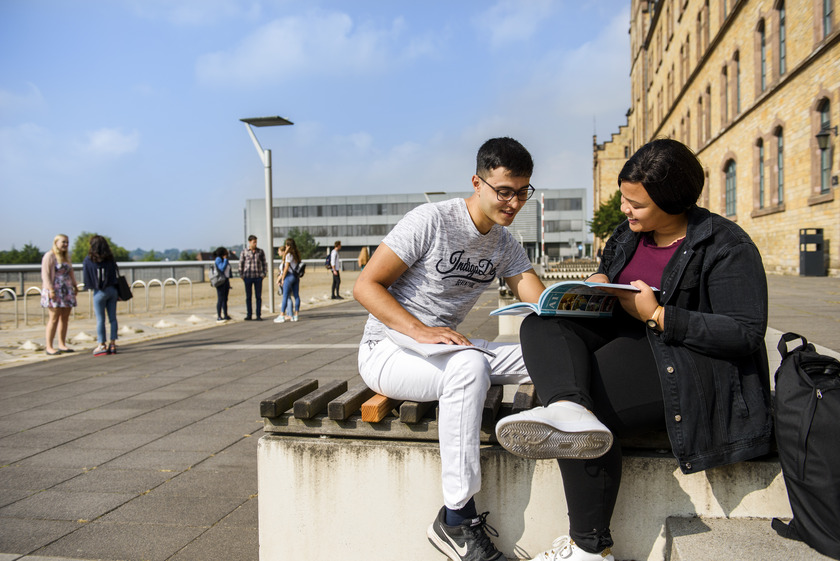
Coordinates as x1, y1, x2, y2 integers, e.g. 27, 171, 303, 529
519, 311, 665, 553
215, 282, 230, 318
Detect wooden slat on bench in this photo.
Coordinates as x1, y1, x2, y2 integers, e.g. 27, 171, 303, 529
294, 380, 348, 419
260, 379, 318, 418
511, 383, 539, 413
400, 400, 437, 423
481, 385, 504, 428
361, 393, 401, 423
328, 383, 375, 421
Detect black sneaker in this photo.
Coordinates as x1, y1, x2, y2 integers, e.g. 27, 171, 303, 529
427, 507, 504, 561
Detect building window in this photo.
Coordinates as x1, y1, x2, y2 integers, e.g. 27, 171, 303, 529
819, 99, 832, 194
698, 97, 704, 144
735, 51, 741, 114
721, 65, 729, 124
545, 198, 583, 211
705, 85, 712, 140
758, 139, 765, 208
758, 21, 767, 92
725, 159, 737, 216
825, 0, 833, 38
776, 127, 784, 204
686, 111, 691, 145
778, 2, 786, 76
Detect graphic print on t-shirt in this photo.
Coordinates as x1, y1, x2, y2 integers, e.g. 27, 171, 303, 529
436, 250, 498, 289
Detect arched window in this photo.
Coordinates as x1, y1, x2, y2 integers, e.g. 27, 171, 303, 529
758, 21, 767, 92
758, 139, 765, 208
819, 100, 832, 194
725, 160, 737, 216
734, 51, 741, 113
778, 1, 786, 76
722, 65, 729, 124
775, 127, 784, 204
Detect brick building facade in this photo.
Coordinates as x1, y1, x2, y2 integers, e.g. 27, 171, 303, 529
594, 0, 839, 276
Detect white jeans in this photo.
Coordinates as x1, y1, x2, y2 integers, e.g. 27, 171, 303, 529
358, 338, 530, 510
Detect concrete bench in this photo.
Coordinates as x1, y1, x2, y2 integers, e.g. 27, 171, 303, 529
257, 377, 796, 561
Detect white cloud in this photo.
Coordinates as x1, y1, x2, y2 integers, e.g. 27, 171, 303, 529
473, 0, 556, 48
195, 10, 426, 86
78, 128, 141, 157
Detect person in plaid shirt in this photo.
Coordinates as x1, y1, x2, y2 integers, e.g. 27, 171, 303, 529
239, 235, 267, 320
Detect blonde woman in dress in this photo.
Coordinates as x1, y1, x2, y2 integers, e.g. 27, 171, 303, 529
40, 234, 78, 355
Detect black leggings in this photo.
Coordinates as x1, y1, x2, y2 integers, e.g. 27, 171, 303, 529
215, 282, 230, 318
519, 312, 665, 553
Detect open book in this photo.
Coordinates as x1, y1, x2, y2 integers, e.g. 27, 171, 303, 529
385, 328, 497, 358
490, 281, 651, 318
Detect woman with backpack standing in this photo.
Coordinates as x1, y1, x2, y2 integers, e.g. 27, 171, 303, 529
213, 247, 232, 322
274, 238, 301, 323
82, 235, 120, 357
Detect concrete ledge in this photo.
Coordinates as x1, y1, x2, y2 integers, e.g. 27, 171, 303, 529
666, 516, 834, 561
258, 435, 790, 561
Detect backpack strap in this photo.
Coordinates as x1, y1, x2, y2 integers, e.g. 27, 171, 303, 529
777, 332, 808, 360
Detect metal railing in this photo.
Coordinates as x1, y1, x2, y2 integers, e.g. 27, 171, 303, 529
0, 261, 208, 326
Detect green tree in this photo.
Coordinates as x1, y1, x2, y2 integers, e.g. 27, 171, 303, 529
179, 250, 197, 261
0, 244, 42, 264
285, 228, 320, 259
71, 231, 131, 263
588, 190, 626, 241
140, 249, 160, 261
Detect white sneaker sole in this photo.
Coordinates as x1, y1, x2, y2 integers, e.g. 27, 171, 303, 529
496, 420, 613, 460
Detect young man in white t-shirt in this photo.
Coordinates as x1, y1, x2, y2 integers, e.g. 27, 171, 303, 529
354, 137, 546, 561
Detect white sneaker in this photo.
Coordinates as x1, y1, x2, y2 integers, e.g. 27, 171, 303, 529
273, 315, 285, 323
292, 315, 299, 322
530, 536, 614, 561
495, 402, 613, 460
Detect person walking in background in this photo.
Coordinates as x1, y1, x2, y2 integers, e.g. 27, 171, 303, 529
82, 235, 119, 357
213, 247, 232, 322
357, 246, 369, 271
40, 234, 78, 355
329, 240, 343, 299
275, 238, 301, 323
239, 234, 267, 320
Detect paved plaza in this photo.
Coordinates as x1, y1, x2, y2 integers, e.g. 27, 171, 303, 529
0, 274, 837, 560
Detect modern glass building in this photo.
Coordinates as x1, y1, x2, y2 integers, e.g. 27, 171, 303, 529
245, 189, 589, 265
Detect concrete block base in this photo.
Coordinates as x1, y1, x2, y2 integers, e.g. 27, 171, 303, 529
258, 435, 791, 561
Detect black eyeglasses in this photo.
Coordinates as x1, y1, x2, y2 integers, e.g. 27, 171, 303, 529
477, 176, 536, 202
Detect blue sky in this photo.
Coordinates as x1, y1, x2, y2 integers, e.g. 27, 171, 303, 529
0, 0, 630, 252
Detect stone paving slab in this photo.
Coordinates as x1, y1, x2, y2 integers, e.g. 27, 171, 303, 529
0, 276, 837, 560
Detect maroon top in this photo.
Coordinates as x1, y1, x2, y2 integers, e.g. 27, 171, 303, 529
616, 234, 683, 289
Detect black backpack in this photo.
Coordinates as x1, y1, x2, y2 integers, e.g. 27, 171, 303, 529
325, 251, 332, 269
772, 332, 840, 559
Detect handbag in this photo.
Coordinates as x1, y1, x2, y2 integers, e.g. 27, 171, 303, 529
210, 264, 227, 288
115, 265, 133, 301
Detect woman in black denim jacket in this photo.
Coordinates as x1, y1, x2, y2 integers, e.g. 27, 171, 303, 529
494, 139, 772, 561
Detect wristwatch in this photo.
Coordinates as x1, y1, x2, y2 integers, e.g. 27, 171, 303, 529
646, 306, 663, 330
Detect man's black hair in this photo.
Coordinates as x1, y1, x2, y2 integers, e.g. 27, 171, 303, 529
476, 137, 534, 178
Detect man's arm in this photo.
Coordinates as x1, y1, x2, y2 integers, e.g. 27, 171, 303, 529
353, 243, 474, 346
505, 269, 545, 303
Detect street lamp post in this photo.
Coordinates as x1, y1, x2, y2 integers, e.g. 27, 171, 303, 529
241, 116, 293, 316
